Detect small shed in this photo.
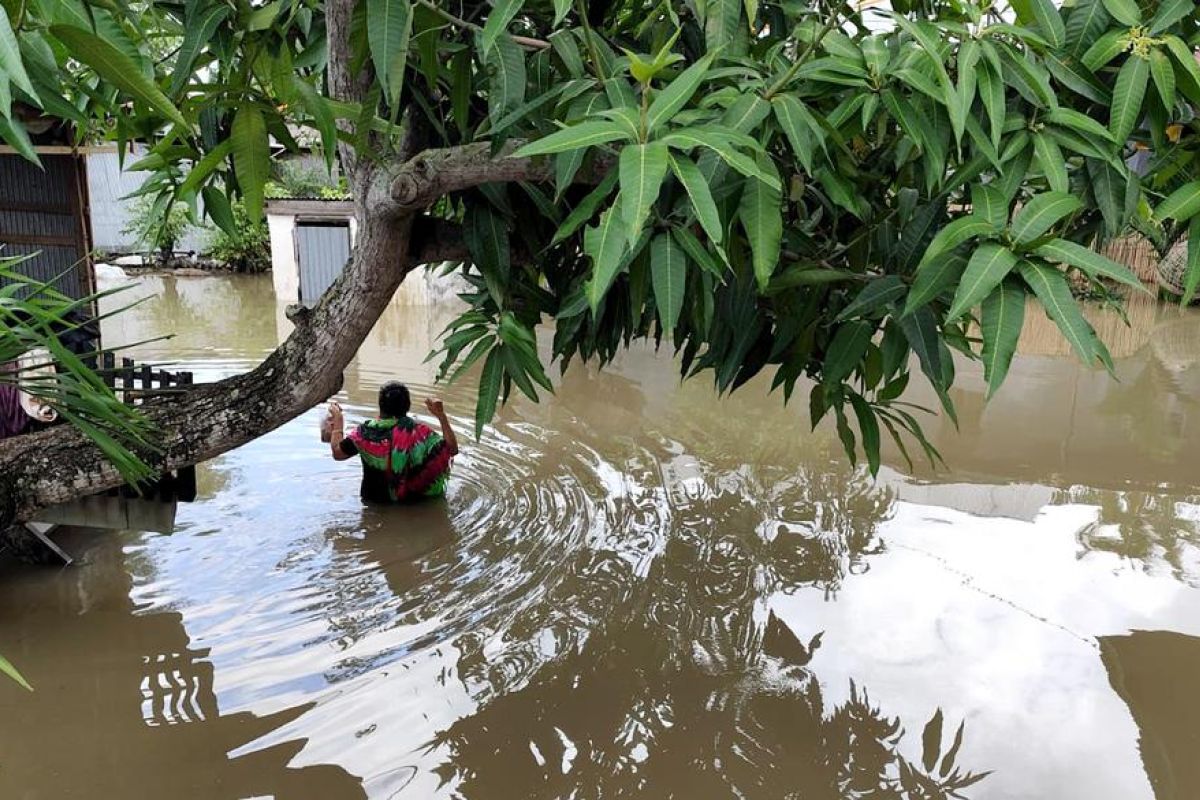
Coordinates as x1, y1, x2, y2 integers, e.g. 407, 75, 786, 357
266, 198, 357, 306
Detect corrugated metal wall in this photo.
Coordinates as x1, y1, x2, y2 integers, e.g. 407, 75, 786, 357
296, 222, 351, 306
86, 148, 209, 254
0, 154, 89, 299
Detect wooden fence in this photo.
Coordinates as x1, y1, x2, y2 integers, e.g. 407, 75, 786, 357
95, 352, 193, 405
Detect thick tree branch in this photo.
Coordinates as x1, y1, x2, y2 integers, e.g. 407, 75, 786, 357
407, 218, 535, 266
391, 142, 613, 212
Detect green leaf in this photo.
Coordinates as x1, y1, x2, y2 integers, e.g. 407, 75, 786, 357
178, 140, 233, 195
670, 153, 723, 244
918, 216, 996, 270
977, 61, 1004, 150
1010, 191, 1083, 244
771, 94, 822, 173
1150, 0, 1194, 33
1081, 29, 1128, 71
481, 0, 523, 55
170, 4, 230, 99
1155, 180, 1200, 222
837, 276, 907, 321
1011, 0, 1065, 48
1183, 218, 1200, 305
1110, 54, 1149, 143
1163, 36, 1200, 92
1045, 106, 1116, 142
474, 346, 503, 438
1149, 48, 1176, 111
552, 169, 618, 245
646, 54, 715, 133
949, 243, 1019, 319
512, 120, 630, 156
660, 128, 781, 190
1087, 158, 1128, 236
1019, 260, 1105, 364
201, 186, 236, 236
972, 184, 1009, 229
552, 0, 572, 26
231, 106, 270, 221
1066, 0, 1111, 59
739, 155, 783, 290
0, 652, 32, 691
1100, 0, 1141, 26
1033, 238, 1145, 290
979, 280, 1026, 399
824, 321, 874, 385
672, 226, 727, 280
619, 141, 670, 242
296, 81, 338, 171
366, 0, 414, 109
899, 308, 944, 388
451, 48, 472, 135
585, 201, 629, 311
465, 203, 510, 304
0, 7, 37, 108
651, 232, 687, 332
849, 393, 882, 476
905, 252, 967, 314
487, 33, 525, 125
50, 25, 188, 129
1033, 133, 1068, 193
0, 114, 38, 163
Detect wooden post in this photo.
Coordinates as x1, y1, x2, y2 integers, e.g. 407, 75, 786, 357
121, 358, 134, 403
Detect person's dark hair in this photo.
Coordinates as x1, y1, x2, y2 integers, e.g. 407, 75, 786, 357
378, 381, 411, 418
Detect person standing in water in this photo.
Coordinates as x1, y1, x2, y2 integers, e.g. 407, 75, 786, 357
325, 381, 459, 503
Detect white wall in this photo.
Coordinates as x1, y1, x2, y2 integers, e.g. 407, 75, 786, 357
87, 147, 209, 254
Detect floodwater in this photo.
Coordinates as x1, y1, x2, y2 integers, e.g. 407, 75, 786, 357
3, 271, 1200, 799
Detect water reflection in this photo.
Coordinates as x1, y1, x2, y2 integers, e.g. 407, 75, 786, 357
5, 272, 1200, 798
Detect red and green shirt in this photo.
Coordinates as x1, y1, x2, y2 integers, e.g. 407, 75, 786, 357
339, 417, 451, 503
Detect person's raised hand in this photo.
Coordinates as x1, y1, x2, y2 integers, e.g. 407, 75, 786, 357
425, 397, 446, 418
328, 400, 344, 427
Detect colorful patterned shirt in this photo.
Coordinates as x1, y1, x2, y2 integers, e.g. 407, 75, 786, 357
340, 417, 451, 503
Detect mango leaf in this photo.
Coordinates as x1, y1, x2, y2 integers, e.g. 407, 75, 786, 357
585, 201, 629, 311
1087, 158, 1128, 236
948, 243, 1019, 319
1011, 0, 1065, 48
837, 276, 907, 321
848, 393, 882, 476
1150, 0, 1194, 33
1183, 218, 1200, 305
646, 54, 715, 133
295, 80, 338, 171
465, 203, 511, 305
1019, 260, 1104, 363
670, 154, 723, 244
0, 7, 37, 107
1033, 133, 1068, 193
980, 281, 1026, 398
661, 128, 780, 190
1155, 180, 1200, 222
0, 114, 38, 163
474, 346, 504, 438
202, 186, 236, 236
552, 169, 619, 245
1100, 0, 1141, 26
178, 139, 233, 195
971, 184, 1009, 229
898, 307, 944, 389
1081, 29, 1128, 71
487, 33, 525, 125
1045, 106, 1116, 142
824, 321, 874, 385
1066, 0, 1111, 60
672, 226, 727, 280
739, 155, 783, 290
1148, 48, 1176, 112
231, 106, 270, 220
905, 252, 967, 315
1163, 36, 1200, 92
1110, 55, 1149, 144
50, 25, 188, 129
651, 232, 687, 331
481, 0, 523, 55
771, 94, 823, 173
1033, 238, 1145, 290
512, 120, 630, 156
1011, 192, 1083, 244
619, 141, 670, 241
170, 4, 229, 99
918, 216, 996, 270
0, 652, 31, 691
552, 0, 571, 25
366, 0, 413, 109
977, 61, 1005, 150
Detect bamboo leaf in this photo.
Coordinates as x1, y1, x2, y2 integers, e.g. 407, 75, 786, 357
1100, 0, 1141, 26
670, 153, 723, 244
981, 281, 1025, 398
481, 0, 523, 55
512, 120, 630, 156
585, 201, 628, 311
50, 25, 188, 129
651, 232, 687, 332
739, 155, 783, 290
1019, 259, 1104, 363
949, 243, 1019, 319
1110, 55, 1149, 143
619, 141, 670, 242
1156, 180, 1200, 222
1033, 237, 1145, 290
366, 0, 414, 109
231, 106, 270, 221
646, 54, 715, 133
1010, 191, 1083, 244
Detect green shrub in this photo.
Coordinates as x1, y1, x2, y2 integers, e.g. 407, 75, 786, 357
205, 201, 270, 273
121, 195, 193, 262
263, 160, 348, 199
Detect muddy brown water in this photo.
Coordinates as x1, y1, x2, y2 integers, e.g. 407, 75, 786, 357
3, 271, 1200, 799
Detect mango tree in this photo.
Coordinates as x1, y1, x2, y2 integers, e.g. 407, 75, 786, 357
0, 0, 1198, 529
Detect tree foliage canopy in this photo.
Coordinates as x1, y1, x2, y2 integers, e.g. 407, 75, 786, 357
3, 0, 1200, 473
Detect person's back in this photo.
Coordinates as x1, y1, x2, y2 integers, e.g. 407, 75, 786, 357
325, 382, 459, 503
